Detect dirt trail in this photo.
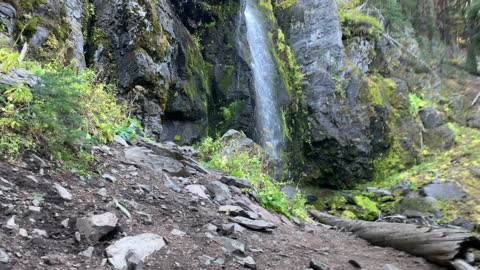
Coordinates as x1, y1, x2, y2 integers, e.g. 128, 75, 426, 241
0, 141, 444, 270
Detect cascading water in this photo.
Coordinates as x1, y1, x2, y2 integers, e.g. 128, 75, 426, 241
243, 0, 284, 160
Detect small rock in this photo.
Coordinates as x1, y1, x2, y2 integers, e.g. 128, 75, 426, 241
213, 236, 245, 255
113, 135, 129, 147
310, 259, 333, 270
230, 216, 276, 230
106, 233, 166, 269
19, 228, 28, 238
219, 176, 252, 189
384, 264, 402, 270
29, 206, 41, 212
113, 198, 132, 219
61, 218, 69, 228
164, 175, 181, 193
235, 256, 256, 269
126, 251, 144, 270
170, 229, 186, 237
53, 183, 73, 201
204, 223, 218, 232
213, 257, 225, 265
198, 255, 213, 265
102, 174, 117, 183
41, 254, 65, 265
220, 223, 245, 235
32, 229, 48, 238
97, 188, 108, 197
0, 248, 9, 263
79, 246, 95, 258
6, 216, 18, 230
76, 212, 118, 242
185, 185, 209, 199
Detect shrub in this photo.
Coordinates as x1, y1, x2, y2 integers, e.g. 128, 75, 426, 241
0, 48, 141, 166
197, 136, 311, 222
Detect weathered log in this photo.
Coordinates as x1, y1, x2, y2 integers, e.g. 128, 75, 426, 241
310, 210, 480, 267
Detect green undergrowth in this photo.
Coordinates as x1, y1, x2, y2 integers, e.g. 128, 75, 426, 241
196, 136, 311, 222
0, 48, 141, 172
367, 123, 480, 223
337, 0, 383, 42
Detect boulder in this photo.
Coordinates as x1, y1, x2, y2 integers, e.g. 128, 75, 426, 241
106, 233, 166, 270
213, 236, 245, 255
76, 212, 118, 242
0, 248, 9, 263
421, 182, 465, 201
419, 107, 443, 129
185, 185, 209, 199
125, 147, 188, 177
423, 125, 456, 149
206, 181, 232, 204
467, 110, 480, 129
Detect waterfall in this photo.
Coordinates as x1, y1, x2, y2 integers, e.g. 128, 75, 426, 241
243, 0, 284, 160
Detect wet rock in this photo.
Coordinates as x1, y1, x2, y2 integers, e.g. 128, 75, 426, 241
213, 236, 245, 255
206, 181, 232, 204
219, 176, 252, 189
170, 229, 186, 237
471, 167, 480, 178
450, 217, 475, 230
366, 187, 392, 197
76, 212, 118, 242
310, 259, 333, 270
0, 248, 9, 263
229, 216, 276, 230
106, 233, 166, 270
53, 183, 73, 201
235, 255, 256, 269
392, 180, 411, 197
419, 107, 443, 129
185, 185, 209, 199
421, 182, 465, 200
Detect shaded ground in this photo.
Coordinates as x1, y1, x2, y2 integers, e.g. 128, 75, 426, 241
0, 141, 444, 270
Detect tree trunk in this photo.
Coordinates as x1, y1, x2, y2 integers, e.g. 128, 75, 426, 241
310, 210, 480, 267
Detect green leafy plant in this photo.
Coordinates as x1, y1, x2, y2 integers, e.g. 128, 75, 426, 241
197, 136, 311, 222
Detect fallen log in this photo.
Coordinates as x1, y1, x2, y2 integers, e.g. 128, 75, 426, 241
310, 210, 480, 268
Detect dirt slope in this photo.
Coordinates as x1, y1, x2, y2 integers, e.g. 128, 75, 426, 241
0, 140, 444, 270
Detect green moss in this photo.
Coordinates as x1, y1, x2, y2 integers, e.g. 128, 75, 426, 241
353, 195, 380, 221
217, 65, 235, 94
341, 210, 357, 219
337, 0, 383, 43
174, 135, 182, 142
